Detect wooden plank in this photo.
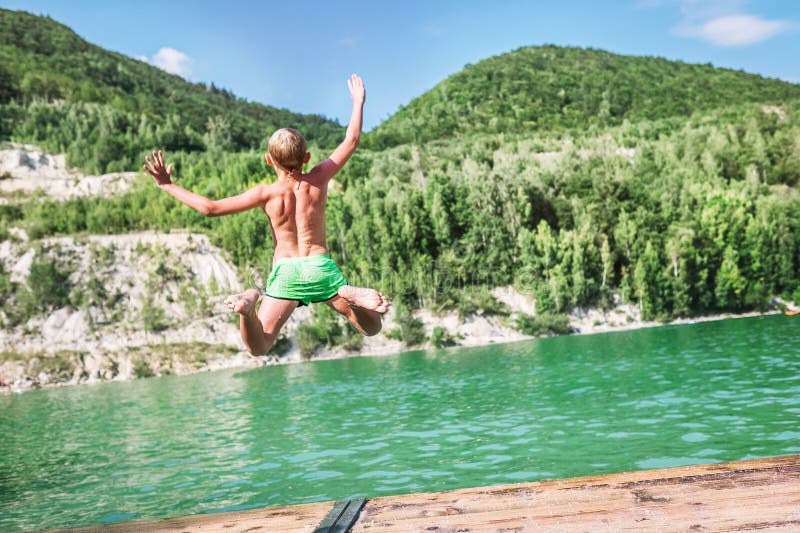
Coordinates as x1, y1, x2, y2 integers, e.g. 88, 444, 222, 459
53, 500, 335, 533
352, 455, 800, 532
50, 456, 800, 533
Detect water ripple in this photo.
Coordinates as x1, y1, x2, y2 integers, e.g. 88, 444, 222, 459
1, 315, 799, 532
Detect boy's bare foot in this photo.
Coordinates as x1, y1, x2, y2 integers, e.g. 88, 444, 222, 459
225, 288, 260, 318
338, 286, 389, 314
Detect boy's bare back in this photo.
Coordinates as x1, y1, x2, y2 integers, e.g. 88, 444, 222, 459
262, 169, 331, 261
261, 73, 365, 262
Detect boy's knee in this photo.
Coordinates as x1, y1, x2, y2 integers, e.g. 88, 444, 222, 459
246, 345, 268, 357
245, 333, 275, 356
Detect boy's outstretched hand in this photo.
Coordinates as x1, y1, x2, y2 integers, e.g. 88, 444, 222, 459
143, 150, 173, 186
347, 74, 365, 105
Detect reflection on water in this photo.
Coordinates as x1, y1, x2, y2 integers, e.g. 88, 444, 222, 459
1, 315, 799, 531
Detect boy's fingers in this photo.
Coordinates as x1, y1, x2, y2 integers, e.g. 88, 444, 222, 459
166, 163, 173, 175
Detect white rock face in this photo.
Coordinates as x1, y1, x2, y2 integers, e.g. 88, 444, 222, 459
10, 248, 35, 283
0, 231, 245, 353
0, 146, 71, 179
492, 286, 537, 316
40, 307, 88, 344
0, 144, 138, 199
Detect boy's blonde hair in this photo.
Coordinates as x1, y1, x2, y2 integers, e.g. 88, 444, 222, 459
268, 128, 307, 174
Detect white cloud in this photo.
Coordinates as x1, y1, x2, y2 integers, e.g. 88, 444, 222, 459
136, 55, 149, 63
150, 47, 192, 77
676, 14, 788, 46
636, 0, 792, 46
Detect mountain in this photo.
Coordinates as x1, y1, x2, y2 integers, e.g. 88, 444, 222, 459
2, 13, 800, 375
366, 45, 800, 148
0, 9, 342, 172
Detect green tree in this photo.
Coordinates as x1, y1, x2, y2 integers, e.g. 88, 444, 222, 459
715, 246, 747, 309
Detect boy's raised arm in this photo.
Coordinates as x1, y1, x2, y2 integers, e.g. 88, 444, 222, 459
144, 150, 266, 217
311, 74, 365, 180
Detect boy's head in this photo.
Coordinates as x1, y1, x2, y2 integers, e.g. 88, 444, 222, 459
267, 128, 308, 173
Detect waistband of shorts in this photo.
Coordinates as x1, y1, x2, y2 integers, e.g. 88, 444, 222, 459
273, 253, 332, 266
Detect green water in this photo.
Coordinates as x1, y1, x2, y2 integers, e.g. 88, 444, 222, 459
1, 315, 799, 531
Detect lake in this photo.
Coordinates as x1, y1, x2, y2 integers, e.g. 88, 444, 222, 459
1, 314, 799, 531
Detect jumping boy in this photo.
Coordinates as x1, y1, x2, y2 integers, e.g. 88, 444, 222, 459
143, 74, 388, 355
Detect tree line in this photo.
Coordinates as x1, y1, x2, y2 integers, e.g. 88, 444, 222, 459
3, 101, 799, 323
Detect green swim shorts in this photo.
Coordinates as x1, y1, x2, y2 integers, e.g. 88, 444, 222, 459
264, 254, 347, 306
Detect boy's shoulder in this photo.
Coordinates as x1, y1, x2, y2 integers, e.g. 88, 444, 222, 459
254, 182, 278, 201
304, 158, 339, 183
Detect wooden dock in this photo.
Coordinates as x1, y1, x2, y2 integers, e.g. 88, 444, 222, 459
56, 455, 800, 532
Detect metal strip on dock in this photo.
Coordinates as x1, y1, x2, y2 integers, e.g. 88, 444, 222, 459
313, 497, 367, 533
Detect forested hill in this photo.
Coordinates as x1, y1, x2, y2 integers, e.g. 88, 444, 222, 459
366, 45, 800, 149
2, 10, 800, 347
0, 9, 342, 173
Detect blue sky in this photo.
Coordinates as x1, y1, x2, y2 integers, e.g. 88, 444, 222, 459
2, 0, 798, 129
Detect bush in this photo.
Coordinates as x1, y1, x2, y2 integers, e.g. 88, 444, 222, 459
3, 251, 74, 326
338, 329, 364, 352
0, 262, 10, 306
268, 334, 292, 357
28, 352, 75, 382
132, 358, 154, 379
295, 305, 365, 357
458, 287, 510, 319
297, 322, 324, 358
435, 286, 510, 319
386, 305, 427, 347
27, 253, 72, 312
516, 312, 572, 336
142, 300, 168, 332
430, 326, 459, 348
384, 328, 402, 341
3, 284, 32, 327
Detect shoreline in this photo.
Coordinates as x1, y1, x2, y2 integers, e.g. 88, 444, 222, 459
0, 308, 779, 396
570, 308, 778, 337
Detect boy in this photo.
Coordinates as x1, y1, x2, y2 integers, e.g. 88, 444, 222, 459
143, 74, 388, 355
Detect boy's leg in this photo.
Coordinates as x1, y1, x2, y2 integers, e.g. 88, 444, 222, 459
225, 289, 298, 355
325, 285, 388, 336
